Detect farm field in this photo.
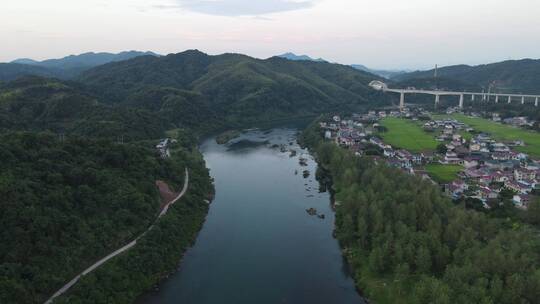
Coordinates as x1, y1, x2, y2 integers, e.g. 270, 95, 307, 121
425, 164, 463, 183
380, 118, 438, 152
434, 114, 540, 158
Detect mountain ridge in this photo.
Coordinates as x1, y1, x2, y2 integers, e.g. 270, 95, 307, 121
78, 49, 390, 130
1, 51, 160, 81
277, 52, 326, 62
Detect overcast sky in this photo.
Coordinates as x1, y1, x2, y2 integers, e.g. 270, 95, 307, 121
2, 0, 540, 69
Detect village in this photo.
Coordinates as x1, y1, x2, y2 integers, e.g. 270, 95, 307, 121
320, 109, 540, 210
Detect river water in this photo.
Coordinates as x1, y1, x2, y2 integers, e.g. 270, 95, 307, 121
137, 129, 363, 304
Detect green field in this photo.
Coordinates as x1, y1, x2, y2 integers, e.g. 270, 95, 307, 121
434, 114, 540, 158
425, 164, 462, 183
380, 118, 438, 152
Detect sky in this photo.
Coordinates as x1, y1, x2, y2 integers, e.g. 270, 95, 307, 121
2, 0, 540, 70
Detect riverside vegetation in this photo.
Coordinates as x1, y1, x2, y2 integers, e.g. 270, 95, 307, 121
301, 121, 540, 304
0, 131, 212, 304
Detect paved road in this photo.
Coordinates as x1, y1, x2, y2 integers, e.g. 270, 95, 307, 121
44, 168, 189, 304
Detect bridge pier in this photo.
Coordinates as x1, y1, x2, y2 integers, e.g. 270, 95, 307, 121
375, 82, 540, 110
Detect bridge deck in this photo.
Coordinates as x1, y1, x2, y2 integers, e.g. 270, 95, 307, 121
386, 89, 540, 98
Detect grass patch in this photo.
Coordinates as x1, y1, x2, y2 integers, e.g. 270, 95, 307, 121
425, 164, 462, 183
434, 114, 540, 158
380, 118, 438, 152
458, 130, 473, 141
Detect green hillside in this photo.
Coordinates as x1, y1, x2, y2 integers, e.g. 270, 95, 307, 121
0, 76, 167, 140
79, 50, 390, 130
0, 132, 198, 303
0, 63, 61, 81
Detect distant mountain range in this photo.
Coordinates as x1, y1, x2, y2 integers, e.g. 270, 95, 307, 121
350, 64, 410, 80
277, 52, 409, 79
1, 51, 159, 81
394, 59, 540, 94
277, 52, 326, 62
3, 49, 540, 98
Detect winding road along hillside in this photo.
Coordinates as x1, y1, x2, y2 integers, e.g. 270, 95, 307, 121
44, 168, 189, 304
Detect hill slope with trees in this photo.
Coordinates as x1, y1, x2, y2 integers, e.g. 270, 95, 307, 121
0, 63, 61, 81
79, 50, 390, 130
0, 76, 167, 140
0, 131, 211, 303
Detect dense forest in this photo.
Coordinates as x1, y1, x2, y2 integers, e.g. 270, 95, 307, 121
0, 131, 212, 303
54, 134, 213, 304
301, 122, 540, 303
0, 76, 167, 140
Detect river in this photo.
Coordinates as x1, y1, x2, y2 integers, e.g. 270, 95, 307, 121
137, 128, 364, 304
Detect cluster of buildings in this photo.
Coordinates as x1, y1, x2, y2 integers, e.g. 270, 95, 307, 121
444, 130, 537, 209
156, 138, 177, 158
491, 113, 535, 127
321, 113, 539, 210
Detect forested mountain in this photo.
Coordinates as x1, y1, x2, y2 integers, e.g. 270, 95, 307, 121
1, 50, 393, 135
277, 52, 326, 62
2, 51, 158, 81
0, 63, 61, 81
79, 50, 389, 129
12, 51, 159, 70
0, 76, 167, 140
394, 59, 540, 94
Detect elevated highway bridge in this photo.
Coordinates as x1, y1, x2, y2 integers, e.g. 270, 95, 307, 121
369, 80, 540, 110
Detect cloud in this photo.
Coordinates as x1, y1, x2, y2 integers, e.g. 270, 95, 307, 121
164, 0, 316, 16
